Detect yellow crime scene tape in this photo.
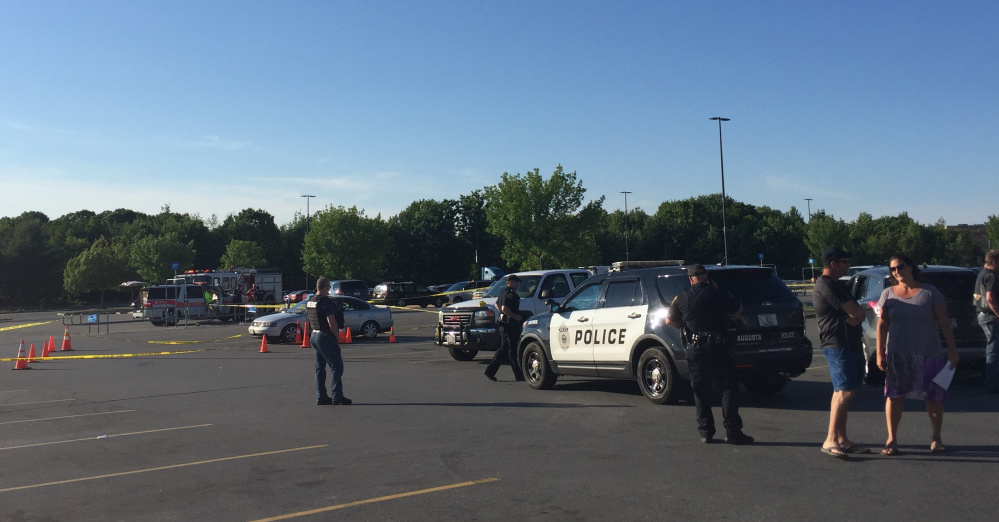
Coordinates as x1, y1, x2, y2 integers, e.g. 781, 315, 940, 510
0, 321, 54, 332
1, 349, 203, 362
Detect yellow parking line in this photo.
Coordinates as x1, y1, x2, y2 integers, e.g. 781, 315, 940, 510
0, 321, 53, 332
1, 349, 204, 362
0, 399, 75, 407
0, 444, 327, 493
0, 410, 134, 425
251, 478, 500, 521
0, 424, 213, 451
148, 334, 244, 345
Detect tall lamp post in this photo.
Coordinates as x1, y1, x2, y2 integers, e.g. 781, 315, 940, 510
709, 117, 730, 265
301, 194, 315, 290
621, 191, 632, 262
804, 198, 813, 222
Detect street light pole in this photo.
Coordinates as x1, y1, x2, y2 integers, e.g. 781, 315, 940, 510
709, 117, 730, 265
804, 198, 813, 222
621, 191, 632, 262
301, 194, 315, 290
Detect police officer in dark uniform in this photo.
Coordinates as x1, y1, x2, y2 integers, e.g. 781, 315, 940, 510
307, 277, 352, 406
666, 264, 753, 445
484, 274, 526, 381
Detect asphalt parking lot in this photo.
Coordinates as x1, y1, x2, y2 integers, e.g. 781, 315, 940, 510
2, 306, 998, 521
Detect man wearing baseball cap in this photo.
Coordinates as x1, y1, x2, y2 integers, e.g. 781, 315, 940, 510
484, 274, 526, 381
813, 246, 867, 458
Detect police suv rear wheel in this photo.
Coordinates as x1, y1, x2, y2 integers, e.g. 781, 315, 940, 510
637, 347, 681, 405
448, 346, 478, 361
523, 341, 557, 390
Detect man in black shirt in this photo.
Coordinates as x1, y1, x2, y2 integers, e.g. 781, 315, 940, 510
975, 249, 999, 393
307, 277, 351, 406
484, 274, 526, 382
813, 246, 866, 458
666, 264, 753, 445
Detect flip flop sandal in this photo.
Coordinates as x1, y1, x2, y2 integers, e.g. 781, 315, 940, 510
841, 444, 872, 454
821, 446, 849, 459
881, 444, 900, 456
930, 442, 946, 453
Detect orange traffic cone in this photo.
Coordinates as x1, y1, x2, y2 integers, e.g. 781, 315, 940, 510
388, 327, 398, 343
338, 329, 345, 343
60, 326, 73, 351
343, 327, 353, 344
294, 321, 302, 344
259, 336, 269, 353
28, 343, 38, 363
46, 335, 55, 357
13, 340, 30, 370
301, 322, 310, 348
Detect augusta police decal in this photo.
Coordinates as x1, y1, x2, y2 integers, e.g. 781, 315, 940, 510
557, 323, 570, 350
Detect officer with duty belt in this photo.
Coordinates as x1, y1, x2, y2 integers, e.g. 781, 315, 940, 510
666, 264, 754, 445
307, 277, 352, 406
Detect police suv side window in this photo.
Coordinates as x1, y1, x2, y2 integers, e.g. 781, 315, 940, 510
562, 282, 603, 312
655, 274, 690, 305
603, 279, 642, 308
570, 272, 590, 286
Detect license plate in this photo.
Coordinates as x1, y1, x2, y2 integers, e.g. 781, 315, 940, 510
758, 313, 778, 327
446, 334, 456, 344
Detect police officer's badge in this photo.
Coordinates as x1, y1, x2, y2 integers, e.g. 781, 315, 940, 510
557, 323, 570, 350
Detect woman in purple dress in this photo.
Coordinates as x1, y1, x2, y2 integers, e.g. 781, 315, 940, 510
876, 254, 959, 456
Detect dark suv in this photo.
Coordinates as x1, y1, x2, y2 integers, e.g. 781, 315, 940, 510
847, 265, 984, 384
330, 280, 370, 300
372, 282, 446, 308
519, 264, 812, 404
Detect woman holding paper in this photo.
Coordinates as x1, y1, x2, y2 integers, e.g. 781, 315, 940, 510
876, 254, 959, 456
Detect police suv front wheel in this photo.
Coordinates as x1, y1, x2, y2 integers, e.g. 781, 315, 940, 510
448, 346, 478, 361
523, 341, 557, 390
637, 347, 681, 405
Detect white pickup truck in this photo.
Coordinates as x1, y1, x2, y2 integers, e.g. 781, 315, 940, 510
434, 269, 593, 361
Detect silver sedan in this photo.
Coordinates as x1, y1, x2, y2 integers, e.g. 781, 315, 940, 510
248, 296, 394, 343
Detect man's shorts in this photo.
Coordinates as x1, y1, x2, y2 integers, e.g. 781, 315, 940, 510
822, 347, 865, 392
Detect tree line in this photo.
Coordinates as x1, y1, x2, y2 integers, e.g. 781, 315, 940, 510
1, 165, 995, 309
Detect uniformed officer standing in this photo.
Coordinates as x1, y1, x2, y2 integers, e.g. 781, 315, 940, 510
484, 274, 526, 382
307, 277, 352, 406
666, 264, 753, 445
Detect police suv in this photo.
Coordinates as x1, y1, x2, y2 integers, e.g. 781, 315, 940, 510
519, 262, 812, 404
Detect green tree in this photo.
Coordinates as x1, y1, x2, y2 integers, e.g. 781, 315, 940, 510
804, 211, 852, 263
220, 239, 267, 268
483, 165, 604, 270
63, 237, 135, 307
387, 199, 467, 283
456, 190, 504, 278
130, 233, 195, 283
986, 215, 999, 250
220, 208, 282, 269
303, 205, 390, 284
0, 211, 63, 308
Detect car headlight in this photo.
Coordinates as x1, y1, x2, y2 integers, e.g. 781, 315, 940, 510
259, 322, 275, 327
473, 309, 495, 326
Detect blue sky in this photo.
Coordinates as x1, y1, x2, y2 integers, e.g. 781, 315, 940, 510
2, 1, 997, 228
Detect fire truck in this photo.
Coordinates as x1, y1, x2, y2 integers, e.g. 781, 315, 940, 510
173, 268, 283, 305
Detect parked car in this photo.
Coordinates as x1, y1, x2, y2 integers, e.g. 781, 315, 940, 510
519, 263, 812, 403
846, 265, 984, 384
248, 296, 394, 342
471, 281, 500, 299
442, 280, 494, 304
330, 280, 370, 300
436, 269, 593, 360
372, 282, 446, 308
283, 289, 310, 304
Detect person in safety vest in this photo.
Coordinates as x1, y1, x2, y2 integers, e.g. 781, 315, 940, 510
306, 277, 352, 405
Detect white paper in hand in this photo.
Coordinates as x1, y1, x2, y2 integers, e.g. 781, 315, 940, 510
932, 364, 956, 390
